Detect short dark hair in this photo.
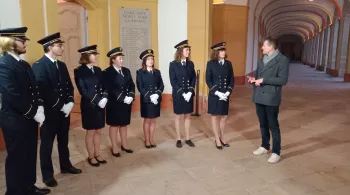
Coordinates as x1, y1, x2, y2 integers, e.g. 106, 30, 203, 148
264, 37, 277, 49
43, 45, 50, 53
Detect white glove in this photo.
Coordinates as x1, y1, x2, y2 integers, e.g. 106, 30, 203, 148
150, 94, 159, 101
61, 104, 69, 114
186, 92, 192, 102
128, 97, 134, 104
34, 111, 45, 127
182, 93, 187, 101
38, 106, 44, 113
151, 98, 158, 105
123, 96, 129, 104
215, 91, 227, 101
224, 92, 230, 97
61, 102, 74, 117
124, 96, 133, 104
98, 98, 108, 108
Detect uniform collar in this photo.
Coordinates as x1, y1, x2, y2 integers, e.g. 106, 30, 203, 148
113, 65, 122, 72
7, 52, 21, 61
45, 53, 56, 63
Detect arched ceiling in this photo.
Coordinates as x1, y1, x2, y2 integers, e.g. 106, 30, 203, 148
254, 0, 344, 42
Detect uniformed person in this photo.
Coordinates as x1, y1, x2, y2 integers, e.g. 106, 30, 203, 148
0, 27, 51, 195
169, 40, 196, 148
74, 45, 108, 167
32, 32, 82, 188
136, 49, 164, 148
103, 47, 135, 156
206, 42, 234, 150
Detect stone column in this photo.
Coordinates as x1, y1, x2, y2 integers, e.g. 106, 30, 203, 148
324, 26, 331, 71
315, 34, 321, 69
306, 41, 311, 65
317, 31, 324, 70
333, 18, 345, 77
320, 28, 328, 71
327, 19, 338, 74
344, 29, 350, 82
310, 36, 316, 68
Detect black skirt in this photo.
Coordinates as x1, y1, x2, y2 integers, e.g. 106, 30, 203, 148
80, 99, 105, 130
207, 94, 229, 115
172, 94, 194, 114
106, 100, 132, 126
141, 102, 160, 118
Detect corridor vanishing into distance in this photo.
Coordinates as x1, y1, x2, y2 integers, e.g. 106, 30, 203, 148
1, 63, 350, 194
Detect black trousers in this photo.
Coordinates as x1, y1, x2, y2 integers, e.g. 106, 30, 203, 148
40, 111, 72, 181
255, 103, 281, 155
2, 120, 38, 195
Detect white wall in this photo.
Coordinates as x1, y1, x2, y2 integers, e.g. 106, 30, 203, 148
158, 0, 187, 94
0, 0, 22, 29
0, 0, 22, 58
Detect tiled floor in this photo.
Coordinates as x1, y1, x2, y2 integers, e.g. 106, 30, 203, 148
1, 63, 350, 195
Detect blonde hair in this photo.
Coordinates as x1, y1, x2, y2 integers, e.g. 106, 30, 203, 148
0, 37, 15, 55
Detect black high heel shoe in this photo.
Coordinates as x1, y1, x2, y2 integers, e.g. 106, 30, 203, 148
88, 157, 100, 167
220, 139, 230, 147
150, 141, 157, 148
215, 140, 223, 150
121, 145, 134, 153
145, 141, 152, 149
111, 149, 121, 157
95, 155, 107, 164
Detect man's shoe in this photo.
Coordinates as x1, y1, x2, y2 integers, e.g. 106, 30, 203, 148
61, 166, 82, 174
253, 147, 268, 155
43, 178, 58, 187
268, 153, 281, 164
28, 186, 51, 195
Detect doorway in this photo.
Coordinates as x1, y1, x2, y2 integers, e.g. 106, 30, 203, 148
57, 0, 88, 113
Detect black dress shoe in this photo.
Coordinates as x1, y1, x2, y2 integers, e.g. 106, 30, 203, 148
28, 186, 51, 195
215, 141, 223, 150
121, 145, 134, 153
111, 149, 121, 157
220, 139, 230, 147
61, 166, 82, 174
95, 156, 107, 164
145, 141, 152, 149
176, 140, 182, 148
88, 157, 100, 167
151, 144, 157, 148
185, 139, 195, 147
44, 178, 58, 187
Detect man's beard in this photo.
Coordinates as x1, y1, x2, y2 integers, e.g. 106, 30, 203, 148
13, 45, 26, 55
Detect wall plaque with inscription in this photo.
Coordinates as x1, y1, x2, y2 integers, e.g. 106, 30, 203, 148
120, 8, 151, 94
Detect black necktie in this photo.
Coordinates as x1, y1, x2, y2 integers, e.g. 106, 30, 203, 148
90, 67, 94, 73
55, 61, 61, 82
118, 69, 124, 77
149, 70, 153, 74
220, 61, 223, 65
182, 61, 186, 66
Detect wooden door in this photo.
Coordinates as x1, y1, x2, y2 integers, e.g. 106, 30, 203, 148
58, 1, 87, 113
